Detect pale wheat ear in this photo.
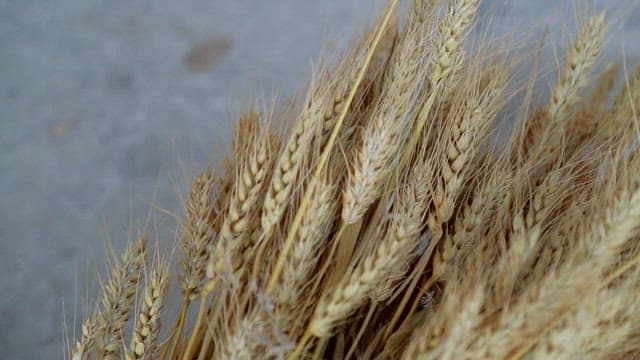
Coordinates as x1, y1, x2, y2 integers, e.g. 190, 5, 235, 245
275, 172, 339, 333
127, 265, 168, 360
547, 13, 607, 125
92, 237, 146, 360
165, 170, 215, 359
526, 12, 607, 160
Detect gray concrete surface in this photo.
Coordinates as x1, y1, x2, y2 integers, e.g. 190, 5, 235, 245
1, 1, 638, 359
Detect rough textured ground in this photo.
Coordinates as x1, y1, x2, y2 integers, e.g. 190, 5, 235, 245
1, 1, 638, 358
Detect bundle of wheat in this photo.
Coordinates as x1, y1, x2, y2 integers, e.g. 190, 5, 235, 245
70, 1, 640, 359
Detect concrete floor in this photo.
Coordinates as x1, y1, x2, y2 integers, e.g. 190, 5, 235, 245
1, 0, 638, 358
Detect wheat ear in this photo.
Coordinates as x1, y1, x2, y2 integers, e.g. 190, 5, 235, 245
179, 171, 215, 298
492, 171, 566, 303
449, 167, 511, 265
391, 85, 501, 338
381, 1, 482, 333
525, 12, 607, 160
333, 0, 432, 284
209, 125, 271, 284
95, 238, 146, 359
309, 179, 428, 338
548, 13, 606, 124
126, 266, 168, 360
277, 176, 338, 332
342, 1, 433, 224
399, 0, 481, 173
260, 78, 326, 238
341, 0, 431, 225
165, 171, 215, 360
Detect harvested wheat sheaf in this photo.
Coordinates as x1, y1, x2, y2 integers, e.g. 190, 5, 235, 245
71, 1, 640, 359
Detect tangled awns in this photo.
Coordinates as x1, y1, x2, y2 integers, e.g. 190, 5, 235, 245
70, 1, 640, 359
